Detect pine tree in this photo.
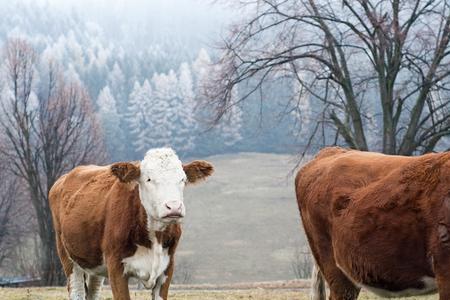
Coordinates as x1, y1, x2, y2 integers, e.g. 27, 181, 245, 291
192, 48, 211, 95
149, 72, 175, 148
97, 86, 125, 160
126, 80, 152, 156
174, 62, 196, 154
138, 79, 154, 151
107, 62, 126, 111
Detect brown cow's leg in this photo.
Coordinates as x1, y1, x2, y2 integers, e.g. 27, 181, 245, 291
433, 245, 450, 300
434, 198, 450, 299
55, 234, 75, 297
325, 270, 360, 300
107, 257, 131, 300
56, 236, 72, 275
314, 254, 360, 300
306, 233, 360, 300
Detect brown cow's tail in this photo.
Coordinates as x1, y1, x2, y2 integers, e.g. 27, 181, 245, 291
310, 263, 326, 300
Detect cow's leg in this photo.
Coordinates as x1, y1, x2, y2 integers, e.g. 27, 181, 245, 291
152, 275, 167, 300
56, 234, 72, 277
157, 256, 175, 300
434, 250, 450, 300
312, 250, 360, 300
321, 267, 359, 300
433, 197, 450, 299
68, 263, 87, 300
55, 233, 83, 299
305, 232, 359, 300
86, 275, 104, 300
433, 233, 450, 298
107, 258, 131, 300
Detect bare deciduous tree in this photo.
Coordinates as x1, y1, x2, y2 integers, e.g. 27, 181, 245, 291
207, 0, 450, 155
0, 161, 24, 269
0, 39, 104, 285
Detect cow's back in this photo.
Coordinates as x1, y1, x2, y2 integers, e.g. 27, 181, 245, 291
49, 165, 112, 223
295, 147, 411, 216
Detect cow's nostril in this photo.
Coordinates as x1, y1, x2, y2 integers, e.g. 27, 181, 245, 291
165, 201, 183, 214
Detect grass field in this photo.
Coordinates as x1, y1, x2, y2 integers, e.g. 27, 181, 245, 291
0, 288, 438, 300
180, 152, 305, 283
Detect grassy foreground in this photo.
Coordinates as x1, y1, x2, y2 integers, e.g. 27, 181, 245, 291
0, 287, 438, 300
0, 288, 302, 300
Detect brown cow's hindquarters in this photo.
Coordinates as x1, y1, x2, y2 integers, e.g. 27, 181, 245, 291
295, 147, 450, 299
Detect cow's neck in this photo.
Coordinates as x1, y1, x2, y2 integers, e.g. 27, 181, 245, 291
146, 217, 167, 239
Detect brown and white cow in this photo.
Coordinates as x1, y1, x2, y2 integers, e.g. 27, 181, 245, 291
295, 147, 450, 300
49, 148, 213, 300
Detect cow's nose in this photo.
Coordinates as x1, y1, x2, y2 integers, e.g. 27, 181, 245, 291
165, 201, 183, 213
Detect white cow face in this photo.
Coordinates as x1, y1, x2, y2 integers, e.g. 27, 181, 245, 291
111, 148, 214, 229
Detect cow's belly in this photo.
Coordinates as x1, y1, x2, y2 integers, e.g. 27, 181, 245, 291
335, 256, 437, 297
122, 244, 170, 289
360, 277, 437, 297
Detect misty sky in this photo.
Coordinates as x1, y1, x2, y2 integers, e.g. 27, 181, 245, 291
30, 0, 236, 48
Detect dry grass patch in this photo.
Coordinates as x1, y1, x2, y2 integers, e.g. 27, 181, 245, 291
0, 288, 438, 300
0, 288, 303, 300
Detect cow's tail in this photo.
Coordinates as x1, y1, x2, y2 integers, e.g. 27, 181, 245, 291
310, 262, 326, 300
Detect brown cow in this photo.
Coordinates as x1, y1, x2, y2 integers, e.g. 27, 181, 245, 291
49, 148, 214, 300
295, 147, 450, 300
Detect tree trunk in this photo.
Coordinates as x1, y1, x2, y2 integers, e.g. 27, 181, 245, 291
30, 186, 65, 286
381, 99, 396, 154
41, 229, 65, 285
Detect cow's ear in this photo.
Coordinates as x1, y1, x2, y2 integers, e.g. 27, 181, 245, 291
111, 162, 141, 183
183, 160, 214, 184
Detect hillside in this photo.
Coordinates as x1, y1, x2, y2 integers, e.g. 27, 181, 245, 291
177, 152, 307, 284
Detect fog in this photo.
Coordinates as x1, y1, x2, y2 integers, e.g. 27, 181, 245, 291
32, 0, 234, 50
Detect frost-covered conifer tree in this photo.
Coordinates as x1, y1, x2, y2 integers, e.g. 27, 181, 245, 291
174, 63, 196, 154
149, 73, 173, 148
107, 62, 126, 110
126, 80, 154, 156
192, 48, 211, 95
97, 86, 125, 160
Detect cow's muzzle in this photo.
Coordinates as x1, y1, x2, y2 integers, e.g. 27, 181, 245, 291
162, 201, 184, 220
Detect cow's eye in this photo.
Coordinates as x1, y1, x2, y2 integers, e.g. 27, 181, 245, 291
147, 178, 151, 182
181, 178, 187, 183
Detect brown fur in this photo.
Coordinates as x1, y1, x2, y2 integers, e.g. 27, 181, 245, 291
111, 162, 141, 183
295, 147, 450, 300
49, 164, 183, 300
183, 160, 214, 184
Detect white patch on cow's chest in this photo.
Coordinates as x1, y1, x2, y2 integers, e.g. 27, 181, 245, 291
122, 242, 170, 289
